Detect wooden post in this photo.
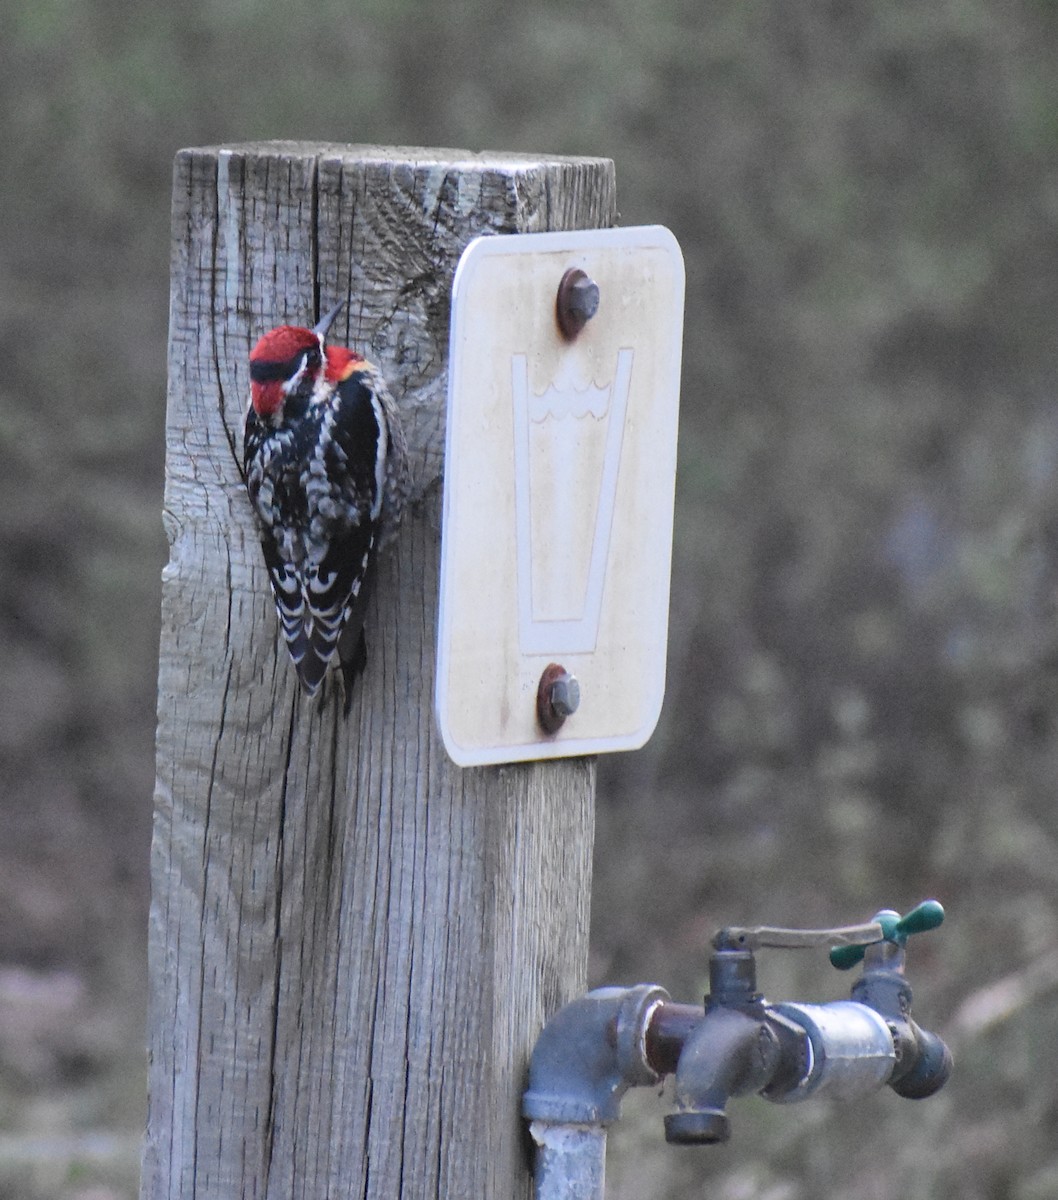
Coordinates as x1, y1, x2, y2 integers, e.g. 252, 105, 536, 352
145, 144, 616, 1200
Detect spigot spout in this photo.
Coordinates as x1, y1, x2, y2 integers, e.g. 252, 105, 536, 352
664, 1006, 781, 1145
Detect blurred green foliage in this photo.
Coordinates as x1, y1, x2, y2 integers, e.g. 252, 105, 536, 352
2, 0, 1058, 1196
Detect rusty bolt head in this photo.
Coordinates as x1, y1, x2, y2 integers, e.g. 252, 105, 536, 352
556, 269, 600, 340
536, 663, 582, 735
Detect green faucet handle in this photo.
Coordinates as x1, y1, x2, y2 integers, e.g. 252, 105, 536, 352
829, 900, 944, 971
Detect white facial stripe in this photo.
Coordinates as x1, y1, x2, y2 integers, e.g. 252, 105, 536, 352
281, 352, 310, 396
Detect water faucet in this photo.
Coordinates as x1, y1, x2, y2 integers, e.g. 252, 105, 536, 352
665, 900, 951, 1143
524, 901, 952, 1197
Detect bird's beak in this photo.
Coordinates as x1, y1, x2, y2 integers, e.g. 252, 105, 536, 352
314, 299, 346, 339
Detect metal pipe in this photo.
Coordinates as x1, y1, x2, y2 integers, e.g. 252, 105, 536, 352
644, 1000, 702, 1076
527, 1122, 607, 1200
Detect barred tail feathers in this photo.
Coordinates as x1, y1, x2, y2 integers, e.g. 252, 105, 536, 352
267, 542, 376, 700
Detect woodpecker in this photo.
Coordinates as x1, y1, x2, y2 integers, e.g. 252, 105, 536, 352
243, 301, 409, 710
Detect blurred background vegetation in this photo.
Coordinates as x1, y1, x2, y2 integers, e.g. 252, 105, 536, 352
2, 0, 1058, 1196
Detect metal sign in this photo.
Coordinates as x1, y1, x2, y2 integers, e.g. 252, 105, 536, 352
436, 225, 685, 766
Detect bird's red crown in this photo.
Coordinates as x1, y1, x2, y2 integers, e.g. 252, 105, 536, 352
250, 324, 319, 367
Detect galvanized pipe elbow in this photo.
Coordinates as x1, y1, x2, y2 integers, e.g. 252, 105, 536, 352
523, 984, 670, 1127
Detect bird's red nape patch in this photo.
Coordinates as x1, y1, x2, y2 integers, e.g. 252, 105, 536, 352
325, 345, 366, 383
250, 324, 318, 365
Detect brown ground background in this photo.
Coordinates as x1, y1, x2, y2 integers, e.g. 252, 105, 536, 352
3, 3, 1058, 1197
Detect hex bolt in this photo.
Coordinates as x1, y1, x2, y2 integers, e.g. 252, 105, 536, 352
556, 269, 600, 340
536, 663, 581, 735
550, 675, 581, 719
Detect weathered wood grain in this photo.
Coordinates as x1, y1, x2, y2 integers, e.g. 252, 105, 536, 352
146, 143, 616, 1200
